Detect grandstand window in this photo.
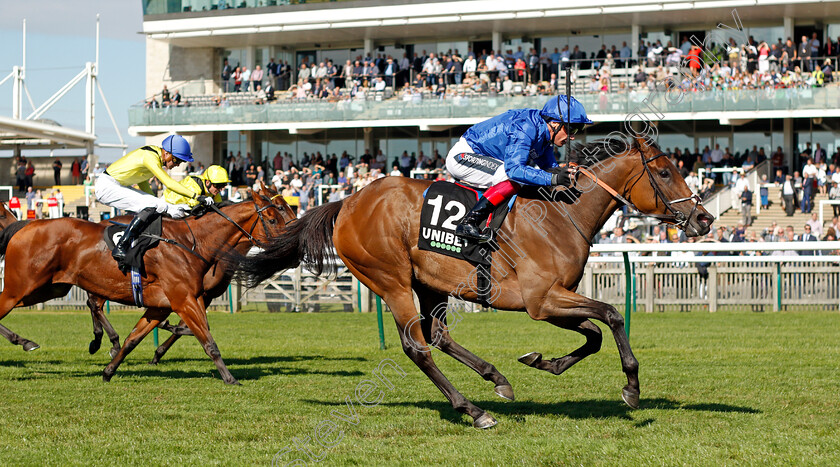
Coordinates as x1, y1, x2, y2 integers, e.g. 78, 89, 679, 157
387, 138, 420, 160
733, 132, 772, 155
225, 130, 249, 157
801, 131, 840, 156
222, 48, 251, 70
743, 26, 784, 45
657, 133, 694, 152
326, 139, 357, 159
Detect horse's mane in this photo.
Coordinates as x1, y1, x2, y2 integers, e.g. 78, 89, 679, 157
0, 221, 30, 258
561, 136, 659, 168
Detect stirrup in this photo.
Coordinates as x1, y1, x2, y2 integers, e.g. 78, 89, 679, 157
455, 223, 493, 243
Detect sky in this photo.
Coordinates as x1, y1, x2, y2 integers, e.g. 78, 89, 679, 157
0, 0, 146, 162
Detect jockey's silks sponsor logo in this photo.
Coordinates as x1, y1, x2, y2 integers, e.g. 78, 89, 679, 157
421, 227, 464, 253
456, 153, 501, 172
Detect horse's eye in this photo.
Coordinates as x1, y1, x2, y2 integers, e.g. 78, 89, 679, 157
269, 219, 277, 225
659, 169, 670, 178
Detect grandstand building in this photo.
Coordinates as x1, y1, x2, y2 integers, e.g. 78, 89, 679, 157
134, 0, 840, 173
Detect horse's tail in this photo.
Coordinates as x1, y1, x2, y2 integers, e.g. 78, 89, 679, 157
238, 200, 344, 287
0, 221, 30, 258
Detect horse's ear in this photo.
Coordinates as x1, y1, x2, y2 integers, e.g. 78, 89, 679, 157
258, 179, 267, 193
633, 134, 656, 155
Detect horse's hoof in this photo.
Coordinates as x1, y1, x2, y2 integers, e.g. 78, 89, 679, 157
473, 412, 498, 429
226, 379, 242, 386
148, 359, 159, 366
89, 340, 101, 354
621, 386, 640, 409
102, 371, 114, 383
494, 384, 515, 401
518, 351, 542, 367
109, 348, 119, 359
22, 341, 40, 352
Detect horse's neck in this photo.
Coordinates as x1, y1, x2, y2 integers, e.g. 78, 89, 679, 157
183, 203, 256, 260
547, 159, 632, 243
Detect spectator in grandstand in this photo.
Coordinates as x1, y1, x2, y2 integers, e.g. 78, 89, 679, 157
71, 157, 82, 185
52, 158, 62, 185
801, 172, 815, 214
759, 174, 770, 208
240, 66, 251, 92
830, 182, 840, 217
221, 59, 233, 93
782, 173, 797, 216
740, 183, 753, 226
232, 66, 242, 92
798, 36, 811, 72
251, 65, 264, 90
805, 212, 823, 238
798, 223, 819, 256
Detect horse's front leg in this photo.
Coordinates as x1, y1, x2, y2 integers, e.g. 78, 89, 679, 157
103, 308, 169, 382
170, 295, 239, 385
521, 285, 639, 409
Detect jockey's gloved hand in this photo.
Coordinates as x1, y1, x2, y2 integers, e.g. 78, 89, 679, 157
196, 195, 214, 206
550, 169, 574, 188
166, 204, 189, 219
155, 198, 170, 214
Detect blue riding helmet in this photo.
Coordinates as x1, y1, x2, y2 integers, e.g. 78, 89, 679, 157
161, 134, 194, 162
540, 95, 594, 125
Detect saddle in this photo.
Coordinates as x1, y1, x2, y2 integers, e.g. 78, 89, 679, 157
104, 216, 163, 276
418, 181, 514, 265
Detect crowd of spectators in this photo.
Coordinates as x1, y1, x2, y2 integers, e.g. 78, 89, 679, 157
146, 33, 840, 109
596, 215, 840, 259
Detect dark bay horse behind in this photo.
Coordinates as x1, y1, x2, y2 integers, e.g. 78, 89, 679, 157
0, 187, 289, 384
85, 182, 296, 362
240, 136, 713, 428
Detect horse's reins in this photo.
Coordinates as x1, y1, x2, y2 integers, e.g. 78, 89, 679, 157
566, 150, 703, 233
206, 193, 286, 249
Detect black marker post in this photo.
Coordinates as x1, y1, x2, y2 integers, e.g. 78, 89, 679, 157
563, 62, 572, 160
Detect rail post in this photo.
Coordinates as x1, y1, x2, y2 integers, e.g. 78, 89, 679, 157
153, 328, 159, 347
375, 295, 385, 350
622, 252, 631, 338
774, 262, 782, 311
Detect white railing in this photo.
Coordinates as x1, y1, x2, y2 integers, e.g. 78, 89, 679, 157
590, 241, 840, 312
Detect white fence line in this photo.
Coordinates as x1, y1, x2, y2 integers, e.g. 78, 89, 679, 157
5, 242, 840, 312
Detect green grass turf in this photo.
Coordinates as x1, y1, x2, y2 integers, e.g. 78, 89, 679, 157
0, 309, 837, 466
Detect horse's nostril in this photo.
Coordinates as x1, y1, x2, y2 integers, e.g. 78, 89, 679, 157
697, 214, 712, 226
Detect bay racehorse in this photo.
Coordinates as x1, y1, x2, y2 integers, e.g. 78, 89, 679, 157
0, 184, 289, 384
84, 182, 296, 362
239, 136, 713, 428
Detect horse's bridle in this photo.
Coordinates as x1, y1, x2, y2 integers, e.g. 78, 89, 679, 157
569, 150, 703, 231
207, 193, 289, 248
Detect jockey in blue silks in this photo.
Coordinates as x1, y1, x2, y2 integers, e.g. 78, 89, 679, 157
445, 95, 594, 242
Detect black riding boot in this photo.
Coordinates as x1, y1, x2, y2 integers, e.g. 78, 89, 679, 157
455, 196, 496, 243
112, 207, 157, 263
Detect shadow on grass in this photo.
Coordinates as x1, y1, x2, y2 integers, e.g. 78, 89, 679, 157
3, 354, 367, 382
302, 397, 761, 427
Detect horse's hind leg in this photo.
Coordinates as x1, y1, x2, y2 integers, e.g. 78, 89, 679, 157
102, 308, 168, 382
518, 317, 602, 376
386, 288, 496, 428
415, 287, 514, 401
0, 324, 39, 351
524, 286, 639, 409
87, 294, 120, 357
149, 331, 181, 365
0, 291, 39, 351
